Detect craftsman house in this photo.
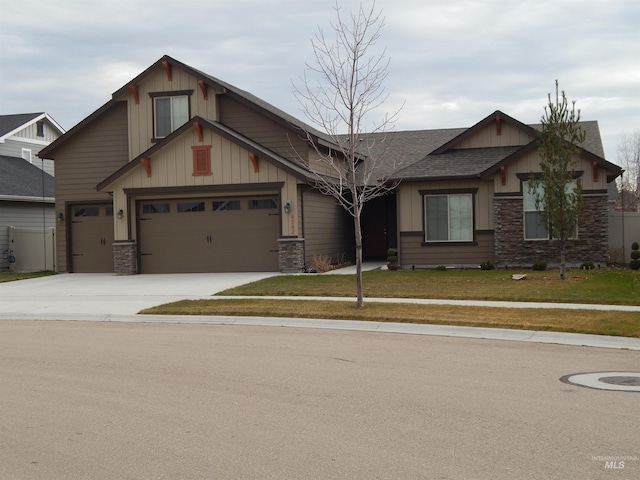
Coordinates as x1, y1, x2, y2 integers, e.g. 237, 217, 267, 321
39, 55, 621, 274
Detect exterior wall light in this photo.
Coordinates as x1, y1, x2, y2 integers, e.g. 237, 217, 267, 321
57, 212, 64, 222
283, 202, 291, 214
117, 209, 124, 219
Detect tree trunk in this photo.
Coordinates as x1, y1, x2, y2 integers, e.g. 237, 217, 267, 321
354, 207, 364, 307
559, 243, 566, 281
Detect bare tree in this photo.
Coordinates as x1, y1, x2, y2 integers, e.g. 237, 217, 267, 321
293, 1, 402, 307
616, 130, 640, 211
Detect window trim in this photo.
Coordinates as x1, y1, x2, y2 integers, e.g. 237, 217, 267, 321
420, 188, 476, 243
149, 90, 192, 141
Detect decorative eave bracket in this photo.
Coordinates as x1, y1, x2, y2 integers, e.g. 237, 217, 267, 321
249, 153, 260, 173
162, 60, 172, 81
129, 85, 139, 104
198, 80, 208, 100
140, 157, 152, 177
193, 121, 204, 142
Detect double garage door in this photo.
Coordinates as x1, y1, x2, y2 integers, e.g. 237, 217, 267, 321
137, 196, 280, 273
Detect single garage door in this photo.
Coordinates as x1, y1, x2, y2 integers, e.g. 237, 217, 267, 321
138, 196, 280, 273
70, 203, 114, 273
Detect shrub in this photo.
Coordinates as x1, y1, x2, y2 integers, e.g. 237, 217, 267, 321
435, 265, 447, 271
532, 261, 547, 271
580, 262, 595, 270
309, 255, 333, 273
479, 260, 495, 270
387, 248, 398, 271
630, 242, 640, 270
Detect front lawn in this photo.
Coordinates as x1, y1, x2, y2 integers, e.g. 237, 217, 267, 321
218, 268, 640, 306
0, 271, 56, 283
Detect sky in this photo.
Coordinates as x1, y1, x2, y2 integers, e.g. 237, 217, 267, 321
1, 0, 638, 162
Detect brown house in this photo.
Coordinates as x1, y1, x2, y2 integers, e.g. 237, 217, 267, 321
39, 55, 622, 274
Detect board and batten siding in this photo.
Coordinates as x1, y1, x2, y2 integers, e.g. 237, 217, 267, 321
302, 189, 353, 266
110, 127, 301, 241
495, 150, 609, 194
122, 67, 222, 160
457, 122, 535, 149
52, 101, 129, 271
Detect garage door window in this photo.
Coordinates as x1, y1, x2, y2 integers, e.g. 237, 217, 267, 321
248, 198, 277, 210
143, 203, 170, 214
213, 200, 241, 211
74, 207, 99, 217
178, 202, 205, 213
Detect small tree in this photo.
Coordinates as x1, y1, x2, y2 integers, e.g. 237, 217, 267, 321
529, 80, 586, 280
294, 1, 402, 307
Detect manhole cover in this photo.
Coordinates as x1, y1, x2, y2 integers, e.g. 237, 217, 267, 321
560, 372, 640, 392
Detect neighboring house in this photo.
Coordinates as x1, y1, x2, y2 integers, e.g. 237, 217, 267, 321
0, 113, 64, 177
39, 55, 621, 274
0, 113, 63, 271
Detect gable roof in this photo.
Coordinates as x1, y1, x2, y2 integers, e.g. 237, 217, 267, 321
386, 110, 622, 182
96, 116, 315, 192
0, 155, 55, 200
0, 113, 65, 142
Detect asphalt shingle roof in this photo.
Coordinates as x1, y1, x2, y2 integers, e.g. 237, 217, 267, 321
0, 113, 43, 138
0, 155, 54, 198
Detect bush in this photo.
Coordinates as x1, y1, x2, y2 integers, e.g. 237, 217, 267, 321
386, 248, 398, 271
631, 242, 640, 270
435, 265, 447, 271
580, 262, 595, 270
479, 260, 495, 270
532, 261, 547, 271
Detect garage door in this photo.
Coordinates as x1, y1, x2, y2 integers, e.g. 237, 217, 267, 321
138, 196, 280, 273
70, 203, 114, 273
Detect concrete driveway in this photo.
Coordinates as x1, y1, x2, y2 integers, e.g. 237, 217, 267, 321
0, 272, 279, 319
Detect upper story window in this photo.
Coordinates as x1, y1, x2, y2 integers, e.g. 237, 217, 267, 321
151, 92, 190, 139
423, 193, 473, 242
36, 121, 45, 137
21, 148, 32, 163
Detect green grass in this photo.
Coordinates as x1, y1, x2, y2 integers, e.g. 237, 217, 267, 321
0, 271, 56, 283
140, 268, 640, 338
218, 269, 640, 306
141, 298, 640, 338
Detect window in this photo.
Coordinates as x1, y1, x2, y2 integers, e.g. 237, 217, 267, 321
178, 201, 205, 213
154, 95, 188, 138
142, 203, 170, 214
424, 194, 473, 242
37, 121, 45, 137
213, 200, 241, 211
21, 148, 32, 163
73, 207, 99, 217
523, 182, 548, 240
192, 146, 212, 176
248, 198, 278, 210
523, 180, 578, 240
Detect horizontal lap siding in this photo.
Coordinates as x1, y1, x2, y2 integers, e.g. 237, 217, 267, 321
54, 102, 129, 271
219, 96, 308, 163
303, 190, 353, 265
399, 231, 494, 268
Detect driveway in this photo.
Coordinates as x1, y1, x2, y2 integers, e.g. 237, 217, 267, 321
0, 272, 279, 319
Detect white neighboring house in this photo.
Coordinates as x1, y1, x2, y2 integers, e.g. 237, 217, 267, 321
0, 113, 65, 271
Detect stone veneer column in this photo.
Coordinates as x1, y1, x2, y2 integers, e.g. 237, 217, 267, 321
278, 238, 305, 273
113, 241, 138, 275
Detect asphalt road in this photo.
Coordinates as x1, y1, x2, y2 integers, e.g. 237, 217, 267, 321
1, 320, 638, 480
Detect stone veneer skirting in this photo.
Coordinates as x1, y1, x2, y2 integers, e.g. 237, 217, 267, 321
494, 195, 609, 267
278, 238, 305, 273
113, 241, 138, 275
